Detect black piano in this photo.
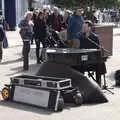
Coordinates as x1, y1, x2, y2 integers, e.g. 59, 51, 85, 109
46, 48, 107, 86
46, 48, 106, 65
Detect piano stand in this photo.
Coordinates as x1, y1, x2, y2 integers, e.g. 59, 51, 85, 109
46, 48, 111, 92
88, 71, 96, 82
96, 71, 102, 87
88, 71, 114, 94
87, 71, 101, 86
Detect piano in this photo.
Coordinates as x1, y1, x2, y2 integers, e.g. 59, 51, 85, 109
46, 48, 107, 86
46, 48, 105, 65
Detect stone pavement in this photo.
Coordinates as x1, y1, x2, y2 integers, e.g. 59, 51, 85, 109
0, 28, 120, 120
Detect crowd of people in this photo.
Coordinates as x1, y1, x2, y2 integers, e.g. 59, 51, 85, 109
0, 6, 120, 65
18, 7, 91, 69
0, 6, 112, 86
17, 6, 109, 73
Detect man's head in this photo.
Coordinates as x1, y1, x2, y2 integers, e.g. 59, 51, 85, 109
24, 11, 33, 20
74, 8, 84, 16
38, 11, 44, 19
83, 20, 93, 33
53, 7, 59, 15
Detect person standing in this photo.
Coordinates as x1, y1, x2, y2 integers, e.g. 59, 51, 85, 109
18, 11, 33, 70
67, 8, 84, 48
34, 11, 46, 64
0, 15, 8, 49
47, 7, 63, 32
0, 27, 5, 62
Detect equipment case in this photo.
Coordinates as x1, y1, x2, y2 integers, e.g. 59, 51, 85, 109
1, 75, 72, 111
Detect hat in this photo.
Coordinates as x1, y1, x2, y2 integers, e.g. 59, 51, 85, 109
53, 7, 59, 11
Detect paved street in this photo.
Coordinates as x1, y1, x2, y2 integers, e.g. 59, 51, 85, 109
0, 27, 120, 120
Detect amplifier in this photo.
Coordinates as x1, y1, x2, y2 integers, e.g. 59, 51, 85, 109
13, 86, 64, 111
1, 75, 82, 111
10, 75, 71, 90
7, 75, 72, 111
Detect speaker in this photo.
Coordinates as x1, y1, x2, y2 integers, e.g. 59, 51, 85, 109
36, 61, 108, 103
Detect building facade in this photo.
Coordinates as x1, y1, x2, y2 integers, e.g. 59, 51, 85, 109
0, 0, 53, 30
0, 0, 4, 16
16, 0, 28, 25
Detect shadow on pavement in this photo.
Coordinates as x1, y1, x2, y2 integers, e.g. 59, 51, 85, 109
0, 98, 105, 115
8, 44, 23, 48
0, 100, 53, 115
5, 63, 41, 76
0, 57, 23, 65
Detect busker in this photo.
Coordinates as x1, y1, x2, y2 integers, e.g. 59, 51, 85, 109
72, 20, 107, 86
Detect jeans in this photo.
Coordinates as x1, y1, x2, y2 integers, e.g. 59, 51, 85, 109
35, 38, 46, 63
0, 41, 2, 60
23, 41, 30, 70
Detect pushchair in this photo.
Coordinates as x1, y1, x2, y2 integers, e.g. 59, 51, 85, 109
45, 26, 69, 48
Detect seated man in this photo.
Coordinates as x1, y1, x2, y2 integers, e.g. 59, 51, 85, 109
80, 20, 100, 49
72, 20, 107, 86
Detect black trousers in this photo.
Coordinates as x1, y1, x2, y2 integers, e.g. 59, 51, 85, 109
35, 38, 46, 63
0, 41, 2, 60
23, 41, 30, 70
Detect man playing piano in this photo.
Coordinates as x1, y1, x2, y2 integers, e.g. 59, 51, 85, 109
73, 20, 106, 86
80, 20, 100, 49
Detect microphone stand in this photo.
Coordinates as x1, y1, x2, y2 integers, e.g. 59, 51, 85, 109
86, 36, 114, 94
87, 37, 110, 55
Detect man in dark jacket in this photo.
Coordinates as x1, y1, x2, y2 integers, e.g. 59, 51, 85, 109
34, 11, 46, 64
0, 27, 5, 62
73, 21, 106, 86
47, 7, 63, 32
80, 21, 100, 49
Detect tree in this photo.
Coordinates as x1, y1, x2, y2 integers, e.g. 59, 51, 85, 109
53, 0, 118, 8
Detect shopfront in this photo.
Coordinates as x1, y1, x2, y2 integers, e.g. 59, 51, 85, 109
4, 0, 16, 30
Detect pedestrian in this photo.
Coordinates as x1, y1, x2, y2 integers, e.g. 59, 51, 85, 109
0, 27, 5, 62
0, 15, 8, 48
18, 11, 33, 70
47, 7, 63, 32
34, 11, 46, 64
67, 7, 84, 48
